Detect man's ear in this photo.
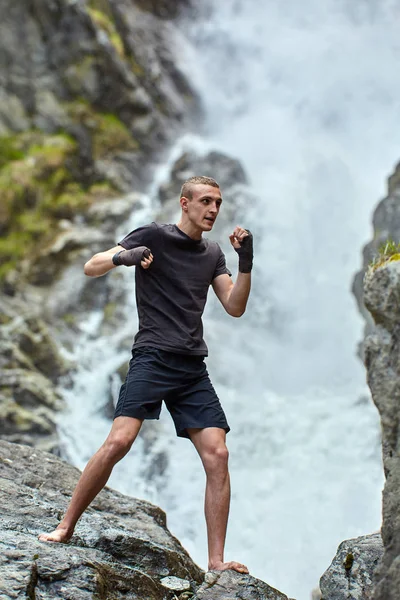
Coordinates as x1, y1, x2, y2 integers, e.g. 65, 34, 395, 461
180, 196, 189, 212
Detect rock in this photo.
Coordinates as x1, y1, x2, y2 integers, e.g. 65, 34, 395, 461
319, 533, 383, 600
158, 150, 248, 204
193, 570, 291, 600
363, 258, 400, 599
160, 575, 191, 591
0, 0, 200, 294
134, 0, 192, 19
352, 164, 400, 348
86, 191, 146, 230
0, 293, 68, 451
0, 440, 203, 599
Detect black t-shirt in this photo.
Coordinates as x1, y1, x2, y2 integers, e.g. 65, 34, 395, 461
118, 222, 231, 356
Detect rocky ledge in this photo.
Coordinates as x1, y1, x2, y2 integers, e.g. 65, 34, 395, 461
362, 258, 400, 600
0, 440, 292, 599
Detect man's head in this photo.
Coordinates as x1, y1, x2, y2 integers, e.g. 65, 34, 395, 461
179, 176, 222, 234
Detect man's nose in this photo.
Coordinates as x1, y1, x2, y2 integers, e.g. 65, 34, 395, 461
209, 203, 218, 213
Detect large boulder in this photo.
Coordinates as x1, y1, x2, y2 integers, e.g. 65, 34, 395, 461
0, 440, 293, 599
362, 258, 400, 599
319, 533, 383, 600
0, 440, 203, 599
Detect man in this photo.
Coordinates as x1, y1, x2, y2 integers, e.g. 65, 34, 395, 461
39, 176, 253, 574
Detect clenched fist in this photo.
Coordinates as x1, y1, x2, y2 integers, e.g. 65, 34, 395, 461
112, 246, 153, 269
229, 227, 253, 273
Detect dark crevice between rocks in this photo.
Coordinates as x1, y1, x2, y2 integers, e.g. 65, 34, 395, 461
26, 559, 39, 600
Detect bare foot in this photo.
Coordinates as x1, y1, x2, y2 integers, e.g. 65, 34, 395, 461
209, 561, 249, 574
38, 526, 73, 544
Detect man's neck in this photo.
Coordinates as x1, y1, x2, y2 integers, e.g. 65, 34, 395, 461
176, 220, 203, 240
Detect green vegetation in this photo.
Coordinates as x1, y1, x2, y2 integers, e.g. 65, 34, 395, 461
66, 100, 139, 159
369, 239, 400, 271
0, 99, 137, 284
87, 6, 125, 58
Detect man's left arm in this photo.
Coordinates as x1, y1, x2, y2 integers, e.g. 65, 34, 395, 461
212, 227, 253, 318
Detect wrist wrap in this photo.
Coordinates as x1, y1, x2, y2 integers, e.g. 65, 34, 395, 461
112, 246, 151, 267
234, 230, 253, 273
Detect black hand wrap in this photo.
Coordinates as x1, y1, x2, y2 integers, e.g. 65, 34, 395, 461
234, 230, 253, 273
112, 246, 151, 267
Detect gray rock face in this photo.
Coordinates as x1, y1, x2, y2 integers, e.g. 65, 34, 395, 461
0, 0, 198, 189
0, 440, 292, 600
352, 165, 400, 344
362, 259, 400, 600
158, 150, 248, 204
193, 570, 291, 600
319, 533, 383, 600
0, 295, 67, 453
0, 439, 203, 599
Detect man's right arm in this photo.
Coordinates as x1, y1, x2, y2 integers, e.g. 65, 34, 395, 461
84, 245, 153, 277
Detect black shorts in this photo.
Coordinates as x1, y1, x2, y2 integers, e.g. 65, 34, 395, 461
114, 347, 230, 439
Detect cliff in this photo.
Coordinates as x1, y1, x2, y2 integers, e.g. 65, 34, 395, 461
0, 0, 198, 452
319, 165, 400, 599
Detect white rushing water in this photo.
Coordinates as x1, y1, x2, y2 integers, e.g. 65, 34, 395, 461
57, 2, 400, 598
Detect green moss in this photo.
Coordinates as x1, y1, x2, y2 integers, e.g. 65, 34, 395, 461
87, 7, 125, 58
65, 100, 139, 160
0, 118, 125, 284
0, 136, 25, 167
93, 113, 139, 159
344, 552, 354, 571
88, 181, 119, 199
0, 131, 85, 281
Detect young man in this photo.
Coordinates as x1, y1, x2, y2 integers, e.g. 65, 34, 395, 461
39, 176, 253, 574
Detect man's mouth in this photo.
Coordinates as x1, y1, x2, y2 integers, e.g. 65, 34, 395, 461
204, 217, 215, 223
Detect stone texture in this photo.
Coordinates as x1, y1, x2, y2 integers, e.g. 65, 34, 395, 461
0, 440, 292, 600
362, 259, 400, 600
0, 295, 67, 452
193, 570, 291, 600
0, 440, 203, 599
158, 150, 248, 205
0, 0, 199, 189
352, 165, 400, 345
319, 533, 383, 600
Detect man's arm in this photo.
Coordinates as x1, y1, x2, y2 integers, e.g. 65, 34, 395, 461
212, 272, 251, 317
84, 245, 153, 277
212, 226, 253, 317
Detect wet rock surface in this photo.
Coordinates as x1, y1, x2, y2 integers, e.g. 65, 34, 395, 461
319, 533, 383, 600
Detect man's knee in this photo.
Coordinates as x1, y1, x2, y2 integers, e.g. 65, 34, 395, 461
203, 445, 229, 475
103, 432, 135, 462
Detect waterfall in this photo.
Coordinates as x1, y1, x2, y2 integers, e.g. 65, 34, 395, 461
57, 1, 400, 598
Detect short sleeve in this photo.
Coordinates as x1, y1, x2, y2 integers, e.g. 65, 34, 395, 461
212, 245, 232, 280
118, 222, 158, 250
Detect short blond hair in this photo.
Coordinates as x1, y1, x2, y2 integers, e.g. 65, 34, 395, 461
180, 176, 219, 199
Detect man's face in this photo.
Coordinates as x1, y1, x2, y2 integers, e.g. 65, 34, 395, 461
183, 184, 222, 231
